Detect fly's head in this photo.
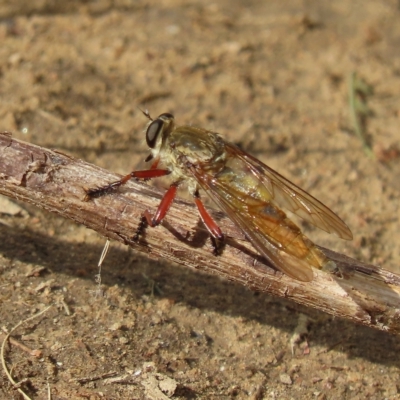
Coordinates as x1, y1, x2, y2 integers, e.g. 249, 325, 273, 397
145, 112, 176, 159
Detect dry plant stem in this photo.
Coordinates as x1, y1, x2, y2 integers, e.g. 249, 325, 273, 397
1, 305, 52, 400
0, 335, 43, 358
1, 133, 400, 334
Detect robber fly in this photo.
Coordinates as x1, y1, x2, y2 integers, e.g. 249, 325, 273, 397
85, 112, 352, 282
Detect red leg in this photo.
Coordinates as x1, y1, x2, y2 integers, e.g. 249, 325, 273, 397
193, 194, 224, 241
131, 169, 170, 180
85, 168, 170, 200
150, 158, 160, 170
134, 183, 178, 240
145, 183, 178, 227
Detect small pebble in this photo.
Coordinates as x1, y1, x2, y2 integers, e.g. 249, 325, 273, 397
280, 373, 293, 385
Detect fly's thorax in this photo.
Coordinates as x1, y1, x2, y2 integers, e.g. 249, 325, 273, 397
164, 126, 227, 173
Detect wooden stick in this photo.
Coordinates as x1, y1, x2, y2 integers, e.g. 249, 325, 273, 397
1, 132, 399, 334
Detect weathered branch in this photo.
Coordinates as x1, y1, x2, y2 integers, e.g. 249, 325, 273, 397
1, 132, 399, 334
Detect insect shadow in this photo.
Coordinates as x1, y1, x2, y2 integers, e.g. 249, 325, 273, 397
161, 216, 277, 275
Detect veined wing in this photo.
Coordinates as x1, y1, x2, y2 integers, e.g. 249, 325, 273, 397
224, 143, 353, 240
189, 165, 321, 282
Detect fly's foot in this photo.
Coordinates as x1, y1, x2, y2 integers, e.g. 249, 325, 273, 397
211, 235, 225, 256
133, 214, 149, 241
83, 188, 108, 201
84, 183, 119, 201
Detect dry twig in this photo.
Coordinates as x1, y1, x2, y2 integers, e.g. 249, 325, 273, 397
0, 133, 399, 333
1, 305, 52, 400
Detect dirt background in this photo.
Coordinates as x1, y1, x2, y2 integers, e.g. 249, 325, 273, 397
0, 0, 400, 399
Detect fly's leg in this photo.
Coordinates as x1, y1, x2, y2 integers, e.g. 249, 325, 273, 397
84, 168, 171, 200
134, 182, 179, 241
193, 190, 225, 255
209, 236, 225, 256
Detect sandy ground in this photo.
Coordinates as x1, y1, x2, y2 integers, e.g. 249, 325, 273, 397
0, 0, 400, 399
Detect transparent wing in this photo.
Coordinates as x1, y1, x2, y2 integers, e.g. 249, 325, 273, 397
189, 166, 316, 282
224, 143, 353, 240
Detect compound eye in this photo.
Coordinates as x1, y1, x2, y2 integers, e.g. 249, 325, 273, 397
159, 112, 174, 120
146, 119, 163, 148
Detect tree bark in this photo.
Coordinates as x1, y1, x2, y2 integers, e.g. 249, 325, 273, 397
1, 132, 399, 334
